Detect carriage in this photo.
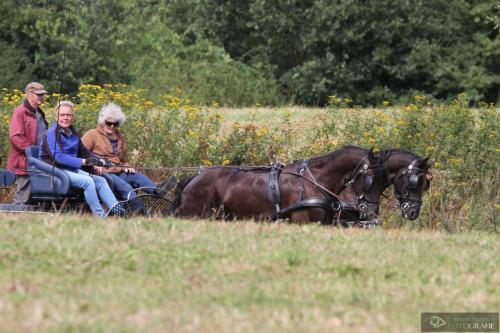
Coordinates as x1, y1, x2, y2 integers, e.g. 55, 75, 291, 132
1, 145, 433, 226
0, 146, 177, 218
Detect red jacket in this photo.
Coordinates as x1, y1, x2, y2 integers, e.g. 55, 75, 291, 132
7, 100, 48, 175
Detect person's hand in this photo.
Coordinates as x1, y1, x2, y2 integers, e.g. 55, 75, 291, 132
93, 166, 103, 175
123, 167, 136, 174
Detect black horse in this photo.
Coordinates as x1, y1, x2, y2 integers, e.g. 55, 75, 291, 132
167, 146, 386, 224
378, 149, 434, 220
334, 148, 434, 224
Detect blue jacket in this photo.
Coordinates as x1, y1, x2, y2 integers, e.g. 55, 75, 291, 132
39, 123, 94, 172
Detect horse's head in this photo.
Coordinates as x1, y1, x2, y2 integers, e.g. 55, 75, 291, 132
381, 150, 434, 220
341, 148, 386, 221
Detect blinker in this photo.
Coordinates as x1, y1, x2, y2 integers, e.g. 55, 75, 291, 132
409, 174, 419, 189
363, 174, 373, 191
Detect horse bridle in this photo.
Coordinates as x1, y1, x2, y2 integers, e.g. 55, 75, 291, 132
392, 159, 431, 213
343, 157, 382, 216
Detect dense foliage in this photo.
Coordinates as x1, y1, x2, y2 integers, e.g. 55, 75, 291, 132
0, 0, 498, 106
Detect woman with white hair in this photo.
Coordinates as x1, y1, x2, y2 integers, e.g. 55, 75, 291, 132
81, 103, 176, 200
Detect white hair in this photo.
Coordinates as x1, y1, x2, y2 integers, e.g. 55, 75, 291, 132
55, 100, 74, 113
98, 102, 126, 125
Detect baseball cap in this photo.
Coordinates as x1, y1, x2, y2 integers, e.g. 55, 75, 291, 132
25, 82, 48, 95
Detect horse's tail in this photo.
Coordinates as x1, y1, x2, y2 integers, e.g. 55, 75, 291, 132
163, 175, 197, 216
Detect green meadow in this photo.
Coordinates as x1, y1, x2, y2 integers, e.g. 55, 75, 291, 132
0, 214, 498, 332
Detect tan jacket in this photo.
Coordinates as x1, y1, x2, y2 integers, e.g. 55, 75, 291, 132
81, 125, 129, 173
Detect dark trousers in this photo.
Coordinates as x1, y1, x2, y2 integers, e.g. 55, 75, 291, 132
105, 172, 157, 200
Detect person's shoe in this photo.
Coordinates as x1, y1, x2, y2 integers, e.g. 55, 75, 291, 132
157, 176, 177, 193
153, 188, 167, 196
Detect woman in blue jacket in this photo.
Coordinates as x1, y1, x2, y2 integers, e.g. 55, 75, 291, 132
39, 101, 118, 218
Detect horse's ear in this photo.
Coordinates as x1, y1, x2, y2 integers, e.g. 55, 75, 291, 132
425, 158, 435, 168
419, 157, 434, 169
368, 147, 375, 160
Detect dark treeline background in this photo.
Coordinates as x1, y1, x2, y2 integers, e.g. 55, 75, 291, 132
0, 0, 498, 106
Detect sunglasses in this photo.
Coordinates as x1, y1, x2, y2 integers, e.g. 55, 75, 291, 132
105, 121, 119, 127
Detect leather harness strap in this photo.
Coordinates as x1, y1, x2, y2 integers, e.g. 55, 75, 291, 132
267, 159, 342, 221
268, 162, 284, 215
298, 159, 308, 201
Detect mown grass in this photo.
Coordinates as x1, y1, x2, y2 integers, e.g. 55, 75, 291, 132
0, 213, 498, 332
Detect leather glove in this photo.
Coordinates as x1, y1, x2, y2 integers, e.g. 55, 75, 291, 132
97, 158, 112, 167
85, 157, 100, 166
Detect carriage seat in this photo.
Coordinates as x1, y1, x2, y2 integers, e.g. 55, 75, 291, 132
25, 146, 117, 201
25, 145, 83, 201
0, 169, 35, 211
0, 170, 16, 189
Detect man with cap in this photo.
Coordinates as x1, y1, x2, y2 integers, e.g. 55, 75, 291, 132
7, 82, 49, 205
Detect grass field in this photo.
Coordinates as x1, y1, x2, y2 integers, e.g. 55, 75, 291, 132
215, 106, 325, 136
216, 106, 324, 122
0, 213, 498, 332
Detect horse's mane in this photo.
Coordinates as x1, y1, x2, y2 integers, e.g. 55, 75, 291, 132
290, 146, 369, 167
378, 148, 421, 160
